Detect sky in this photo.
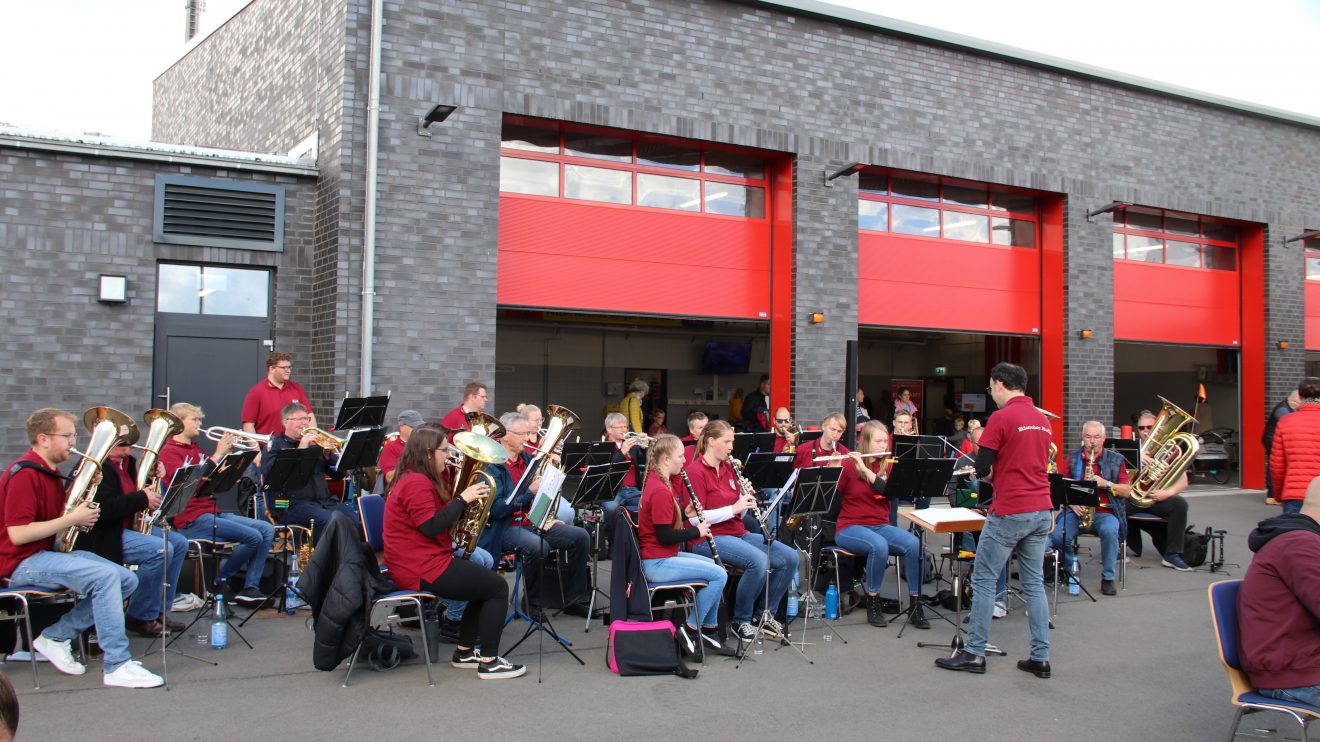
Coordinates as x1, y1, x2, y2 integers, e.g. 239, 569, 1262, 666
0, 0, 1316, 141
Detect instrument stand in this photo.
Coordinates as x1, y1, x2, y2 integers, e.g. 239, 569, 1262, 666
569, 460, 630, 632
504, 525, 585, 679
238, 524, 310, 627
1207, 529, 1237, 575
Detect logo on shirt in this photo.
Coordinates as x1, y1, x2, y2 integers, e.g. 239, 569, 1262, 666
1016, 425, 1051, 434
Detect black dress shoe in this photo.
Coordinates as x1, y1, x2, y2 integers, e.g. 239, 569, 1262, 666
560, 602, 591, 618
1017, 659, 1051, 678
1101, 579, 1116, 596
935, 649, 985, 673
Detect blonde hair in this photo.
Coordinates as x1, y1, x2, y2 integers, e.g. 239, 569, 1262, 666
857, 419, 890, 455
697, 420, 734, 455
646, 434, 683, 480
821, 411, 847, 429
170, 402, 204, 420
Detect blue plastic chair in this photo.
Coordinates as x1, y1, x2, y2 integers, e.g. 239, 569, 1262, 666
1208, 579, 1320, 740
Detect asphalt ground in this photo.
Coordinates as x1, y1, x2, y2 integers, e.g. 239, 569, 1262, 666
5, 486, 1296, 742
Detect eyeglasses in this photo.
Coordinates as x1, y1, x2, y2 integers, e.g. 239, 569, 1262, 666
287, 416, 311, 423
275, 365, 292, 371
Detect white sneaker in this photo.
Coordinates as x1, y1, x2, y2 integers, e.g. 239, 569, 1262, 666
993, 602, 1008, 619
33, 635, 85, 676
172, 593, 203, 612
103, 660, 164, 689
6, 650, 49, 663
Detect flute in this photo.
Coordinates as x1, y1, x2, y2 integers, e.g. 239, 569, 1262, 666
812, 451, 894, 463
679, 469, 723, 568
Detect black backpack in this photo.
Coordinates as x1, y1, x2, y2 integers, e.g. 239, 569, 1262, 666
362, 628, 416, 671
1182, 526, 1212, 568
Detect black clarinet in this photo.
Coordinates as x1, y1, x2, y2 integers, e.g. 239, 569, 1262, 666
679, 469, 723, 568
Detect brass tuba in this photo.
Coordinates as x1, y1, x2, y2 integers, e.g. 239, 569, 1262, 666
55, 407, 137, 552
448, 431, 509, 557
1129, 396, 1200, 508
526, 404, 582, 530
134, 408, 184, 533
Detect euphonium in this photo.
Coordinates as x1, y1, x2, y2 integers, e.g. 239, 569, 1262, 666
134, 408, 184, 533
449, 432, 509, 557
527, 405, 582, 531
449, 413, 506, 471
1078, 446, 1098, 531
301, 426, 347, 454
55, 407, 137, 553
1129, 396, 1200, 508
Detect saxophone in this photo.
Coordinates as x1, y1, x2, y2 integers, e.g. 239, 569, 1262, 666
1078, 446, 1098, 531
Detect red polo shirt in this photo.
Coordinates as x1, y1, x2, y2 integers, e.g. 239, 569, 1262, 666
383, 472, 455, 591
158, 437, 217, 528
638, 474, 686, 559
773, 435, 794, 454
680, 436, 699, 463
440, 406, 471, 436
378, 436, 405, 480
979, 396, 1053, 515
682, 456, 745, 537
241, 378, 313, 436
794, 439, 850, 469
0, 451, 67, 580
836, 458, 890, 530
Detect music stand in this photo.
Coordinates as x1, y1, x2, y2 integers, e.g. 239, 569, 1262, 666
570, 460, 633, 632
884, 457, 956, 636
1104, 440, 1141, 470
742, 452, 797, 536
333, 392, 391, 431
239, 448, 320, 621
139, 469, 215, 681
334, 427, 385, 486
1050, 474, 1099, 604
764, 466, 841, 662
798, 430, 823, 446
733, 432, 772, 463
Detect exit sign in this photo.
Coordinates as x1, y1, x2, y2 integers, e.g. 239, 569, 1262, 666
934, 366, 947, 376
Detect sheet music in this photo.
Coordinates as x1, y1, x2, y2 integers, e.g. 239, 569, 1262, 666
909, 506, 985, 526
507, 454, 546, 504
779, 467, 801, 497
538, 466, 566, 502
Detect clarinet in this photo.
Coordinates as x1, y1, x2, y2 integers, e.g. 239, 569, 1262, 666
679, 469, 723, 568
729, 458, 767, 533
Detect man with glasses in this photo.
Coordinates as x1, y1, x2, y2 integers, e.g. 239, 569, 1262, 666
261, 403, 349, 543
1130, 410, 1192, 571
1050, 422, 1130, 596
242, 351, 315, 438
441, 381, 489, 435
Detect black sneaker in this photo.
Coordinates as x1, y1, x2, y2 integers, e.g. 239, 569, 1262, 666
233, 587, 266, 606
451, 647, 482, 670
735, 622, 759, 643
1100, 579, 1117, 596
759, 611, 788, 640
700, 630, 737, 657
676, 624, 697, 655
477, 655, 527, 680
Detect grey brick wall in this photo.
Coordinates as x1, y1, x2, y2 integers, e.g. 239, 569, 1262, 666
149, 0, 1320, 434
0, 146, 316, 462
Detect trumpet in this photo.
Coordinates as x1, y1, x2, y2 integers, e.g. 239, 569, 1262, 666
301, 426, 347, 454
812, 451, 895, 463
202, 426, 272, 452
624, 432, 654, 447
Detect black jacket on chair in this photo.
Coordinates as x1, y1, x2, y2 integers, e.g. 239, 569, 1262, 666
609, 514, 651, 623
297, 510, 394, 671
72, 456, 149, 565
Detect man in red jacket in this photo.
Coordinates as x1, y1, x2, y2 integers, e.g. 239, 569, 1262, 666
1270, 378, 1320, 514
1238, 476, 1320, 706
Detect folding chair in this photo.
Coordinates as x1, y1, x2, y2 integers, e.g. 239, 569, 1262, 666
0, 585, 80, 689
1208, 579, 1320, 741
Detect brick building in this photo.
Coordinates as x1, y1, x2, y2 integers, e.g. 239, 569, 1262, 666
2, 0, 1317, 485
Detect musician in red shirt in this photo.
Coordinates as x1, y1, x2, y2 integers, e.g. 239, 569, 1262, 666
637, 434, 727, 658
241, 352, 315, 437
440, 381, 489, 433
834, 420, 928, 629
0, 408, 161, 688
679, 410, 708, 463
684, 420, 798, 644
378, 409, 424, 492
383, 426, 525, 679
794, 412, 849, 468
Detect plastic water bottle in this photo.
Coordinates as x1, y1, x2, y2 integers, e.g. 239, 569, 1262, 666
1068, 557, 1081, 596
825, 583, 839, 620
210, 596, 228, 650
286, 561, 304, 614
786, 573, 800, 618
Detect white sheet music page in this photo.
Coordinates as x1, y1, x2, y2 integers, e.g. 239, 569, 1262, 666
909, 506, 985, 526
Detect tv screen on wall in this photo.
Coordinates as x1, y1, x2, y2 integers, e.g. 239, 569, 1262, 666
701, 341, 752, 374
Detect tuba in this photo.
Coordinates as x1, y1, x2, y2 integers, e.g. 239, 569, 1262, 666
526, 404, 582, 530
55, 407, 137, 552
448, 432, 509, 557
1129, 396, 1200, 508
134, 408, 184, 533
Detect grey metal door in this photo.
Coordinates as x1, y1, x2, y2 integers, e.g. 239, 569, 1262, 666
153, 313, 269, 429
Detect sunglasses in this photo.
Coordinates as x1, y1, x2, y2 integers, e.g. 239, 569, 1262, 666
775, 418, 792, 424
1137, 425, 1153, 431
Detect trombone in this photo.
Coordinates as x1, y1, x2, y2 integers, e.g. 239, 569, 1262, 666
202, 426, 272, 452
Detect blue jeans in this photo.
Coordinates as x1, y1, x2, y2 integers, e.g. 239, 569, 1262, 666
1262, 684, 1320, 707
444, 547, 492, 621
643, 552, 728, 629
1051, 510, 1120, 580
11, 550, 137, 672
965, 510, 1052, 660
180, 513, 276, 590
694, 532, 798, 625
602, 486, 642, 537
1283, 499, 1303, 514
835, 523, 922, 595
283, 500, 356, 545
121, 527, 190, 621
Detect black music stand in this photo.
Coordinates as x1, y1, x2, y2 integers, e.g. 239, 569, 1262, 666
798, 430, 823, 446
558, 442, 616, 625
1104, 439, 1141, 470
1050, 474, 1099, 604
333, 426, 386, 496
893, 434, 946, 461
139, 469, 215, 681
885, 457, 956, 636
572, 460, 632, 632
742, 452, 797, 536
333, 393, 391, 431
762, 466, 842, 662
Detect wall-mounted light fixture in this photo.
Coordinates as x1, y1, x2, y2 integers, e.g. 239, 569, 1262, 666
417, 104, 458, 137
1278, 340, 1290, 350
1079, 328, 1093, 340
98, 274, 127, 304
824, 162, 865, 187
1085, 201, 1134, 223
810, 312, 826, 325
1283, 230, 1320, 247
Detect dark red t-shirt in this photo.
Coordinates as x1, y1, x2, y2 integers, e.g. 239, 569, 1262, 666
794, 439, 850, 469
773, 435, 794, 454
440, 407, 470, 437
680, 436, 698, 463
383, 472, 454, 591
836, 458, 890, 530
158, 437, 217, 528
638, 474, 686, 559
378, 436, 405, 480
0, 451, 67, 580
241, 378, 313, 436
979, 396, 1053, 515
682, 456, 745, 537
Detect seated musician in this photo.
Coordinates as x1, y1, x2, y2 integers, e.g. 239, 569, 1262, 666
0, 408, 162, 688
163, 403, 275, 606
685, 420, 798, 644
518, 404, 544, 457
793, 411, 849, 468
377, 409, 424, 492
745, 406, 800, 536
383, 426, 525, 679
600, 412, 646, 546
834, 420, 929, 629
73, 435, 189, 637
886, 409, 923, 522
637, 434, 729, 658
478, 412, 592, 616
1131, 409, 1193, 572
1050, 421, 1129, 596
680, 410, 708, 463
260, 403, 350, 541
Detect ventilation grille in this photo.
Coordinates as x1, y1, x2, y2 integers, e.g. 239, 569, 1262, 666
161, 182, 279, 243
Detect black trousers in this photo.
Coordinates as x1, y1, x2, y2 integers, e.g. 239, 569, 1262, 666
1127, 495, 1188, 556
422, 558, 509, 656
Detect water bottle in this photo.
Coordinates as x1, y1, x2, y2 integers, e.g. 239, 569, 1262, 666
286, 561, 303, 614
1068, 557, 1080, 596
825, 583, 839, 620
786, 573, 800, 618
210, 596, 228, 650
